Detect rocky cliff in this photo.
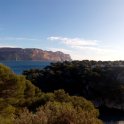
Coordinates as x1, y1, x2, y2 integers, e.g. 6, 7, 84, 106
0, 48, 72, 61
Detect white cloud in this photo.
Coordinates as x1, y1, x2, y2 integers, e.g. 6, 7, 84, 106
48, 36, 119, 61
0, 36, 41, 42
0, 45, 17, 48
0, 36, 44, 50
48, 36, 98, 48
47, 47, 85, 60
48, 36, 112, 54
47, 47, 73, 53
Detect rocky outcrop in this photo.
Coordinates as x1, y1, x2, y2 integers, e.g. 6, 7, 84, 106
0, 48, 72, 61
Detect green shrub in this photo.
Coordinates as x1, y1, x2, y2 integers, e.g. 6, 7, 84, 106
0, 115, 13, 124
14, 101, 102, 124
0, 64, 102, 124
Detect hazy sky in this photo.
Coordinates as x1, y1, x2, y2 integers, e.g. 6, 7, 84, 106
0, 0, 124, 60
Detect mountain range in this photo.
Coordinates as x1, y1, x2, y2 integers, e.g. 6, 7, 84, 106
0, 48, 72, 61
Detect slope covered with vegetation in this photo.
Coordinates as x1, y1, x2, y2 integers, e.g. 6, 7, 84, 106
0, 64, 102, 124
23, 60, 124, 109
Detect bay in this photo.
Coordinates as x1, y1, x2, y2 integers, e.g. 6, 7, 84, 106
0, 61, 50, 74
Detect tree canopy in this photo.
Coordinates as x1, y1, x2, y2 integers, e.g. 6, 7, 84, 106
23, 60, 124, 108
0, 64, 102, 124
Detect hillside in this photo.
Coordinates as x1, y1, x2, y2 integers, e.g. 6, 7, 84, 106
0, 48, 72, 61
0, 64, 102, 124
23, 60, 124, 109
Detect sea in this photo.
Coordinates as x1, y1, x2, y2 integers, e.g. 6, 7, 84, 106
0, 60, 124, 124
0, 60, 50, 74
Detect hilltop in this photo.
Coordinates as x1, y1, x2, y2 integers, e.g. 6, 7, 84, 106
0, 48, 72, 61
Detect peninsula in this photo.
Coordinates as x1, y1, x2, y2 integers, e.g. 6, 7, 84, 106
0, 48, 72, 61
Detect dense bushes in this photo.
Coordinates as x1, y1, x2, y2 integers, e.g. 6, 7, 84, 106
14, 101, 102, 124
23, 61, 124, 108
0, 64, 102, 124
14, 90, 102, 124
0, 64, 42, 108
0, 64, 42, 124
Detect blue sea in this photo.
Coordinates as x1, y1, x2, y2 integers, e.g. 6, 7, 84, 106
0, 61, 50, 74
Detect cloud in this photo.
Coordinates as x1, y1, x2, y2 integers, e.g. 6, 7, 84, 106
0, 36, 41, 42
48, 36, 112, 53
48, 36, 98, 48
48, 36, 118, 61
0, 45, 17, 48
47, 47, 73, 53
48, 36, 113, 52
0, 36, 42, 48
47, 47, 84, 60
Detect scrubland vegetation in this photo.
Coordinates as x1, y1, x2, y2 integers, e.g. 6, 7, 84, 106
2, 60, 124, 123
23, 60, 124, 108
0, 64, 102, 124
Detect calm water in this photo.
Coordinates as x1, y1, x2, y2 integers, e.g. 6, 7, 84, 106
0, 61, 50, 74
0, 61, 124, 124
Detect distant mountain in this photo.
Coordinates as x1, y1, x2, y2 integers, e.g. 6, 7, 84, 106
0, 48, 72, 61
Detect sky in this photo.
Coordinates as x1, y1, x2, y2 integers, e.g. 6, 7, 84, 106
0, 0, 124, 60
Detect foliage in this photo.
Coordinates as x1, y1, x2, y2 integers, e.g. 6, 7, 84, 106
23, 60, 124, 108
0, 64, 102, 124
0, 64, 42, 115
0, 115, 13, 124
14, 101, 102, 124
